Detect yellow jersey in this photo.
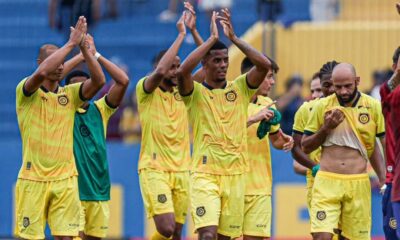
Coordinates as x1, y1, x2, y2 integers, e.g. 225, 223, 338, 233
304, 92, 385, 159
293, 98, 322, 164
245, 95, 280, 195
136, 77, 190, 172
182, 74, 257, 175
16, 78, 84, 181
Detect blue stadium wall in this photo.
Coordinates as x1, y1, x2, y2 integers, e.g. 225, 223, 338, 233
0, 140, 384, 238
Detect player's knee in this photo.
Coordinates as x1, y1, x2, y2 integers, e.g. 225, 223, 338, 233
157, 221, 176, 238
172, 224, 183, 239
312, 232, 333, 240
198, 230, 217, 240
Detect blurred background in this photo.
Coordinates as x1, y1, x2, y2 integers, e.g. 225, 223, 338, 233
0, 0, 397, 238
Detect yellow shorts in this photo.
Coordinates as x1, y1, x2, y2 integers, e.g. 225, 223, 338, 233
311, 171, 371, 240
243, 195, 271, 237
190, 173, 245, 238
139, 169, 189, 224
79, 201, 109, 238
14, 176, 80, 239
305, 170, 315, 210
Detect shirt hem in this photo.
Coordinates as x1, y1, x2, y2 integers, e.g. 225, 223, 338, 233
138, 166, 190, 173
17, 174, 78, 182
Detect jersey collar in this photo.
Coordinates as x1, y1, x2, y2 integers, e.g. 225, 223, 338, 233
337, 91, 361, 107
202, 80, 227, 90
40, 85, 59, 94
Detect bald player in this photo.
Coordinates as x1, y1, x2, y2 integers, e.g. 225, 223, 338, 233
137, 13, 190, 240
302, 63, 386, 240
14, 16, 105, 239
177, 9, 271, 239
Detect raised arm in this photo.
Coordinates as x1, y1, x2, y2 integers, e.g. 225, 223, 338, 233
87, 34, 129, 107
60, 53, 85, 80
184, 1, 204, 46
25, 16, 86, 95
302, 109, 344, 154
218, 8, 271, 88
144, 13, 186, 93
177, 11, 219, 96
79, 34, 105, 100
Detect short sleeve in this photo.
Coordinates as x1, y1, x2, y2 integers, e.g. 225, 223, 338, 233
182, 81, 201, 110
233, 73, 258, 101
65, 82, 85, 109
374, 98, 385, 137
304, 101, 324, 135
136, 77, 152, 104
94, 96, 118, 123
16, 77, 37, 107
292, 103, 308, 135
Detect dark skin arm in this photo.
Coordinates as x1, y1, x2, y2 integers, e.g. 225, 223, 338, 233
79, 34, 105, 100
293, 160, 308, 176
60, 53, 85, 80
87, 34, 129, 107
144, 13, 186, 93
218, 8, 271, 88
292, 133, 317, 169
302, 109, 344, 154
184, 1, 204, 46
177, 11, 219, 96
25, 16, 87, 95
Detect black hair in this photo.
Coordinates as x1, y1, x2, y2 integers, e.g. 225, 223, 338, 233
209, 40, 228, 52
393, 47, 400, 64
311, 72, 320, 80
240, 56, 279, 74
319, 60, 340, 80
152, 49, 168, 67
65, 70, 90, 85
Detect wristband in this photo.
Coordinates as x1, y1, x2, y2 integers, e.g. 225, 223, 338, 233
311, 164, 320, 177
95, 52, 101, 60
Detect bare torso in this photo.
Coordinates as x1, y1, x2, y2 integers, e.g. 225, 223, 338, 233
320, 145, 367, 174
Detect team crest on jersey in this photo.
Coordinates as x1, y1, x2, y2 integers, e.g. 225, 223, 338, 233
225, 90, 237, 102
23, 217, 30, 228
174, 92, 182, 101
158, 194, 167, 203
58, 95, 69, 106
390, 218, 397, 229
358, 113, 370, 124
79, 124, 90, 137
316, 211, 326, 221
196, 206, 206, 217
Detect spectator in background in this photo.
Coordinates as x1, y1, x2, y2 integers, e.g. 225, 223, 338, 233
369, 69, 390, 101
198, 0, 232, 17
49, 0, 101, 40
310, 0, 339, 22
119, 90, 142, 144
159, 0, 195, 22
257, 0, 282, 22
276, 75, 304, 135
